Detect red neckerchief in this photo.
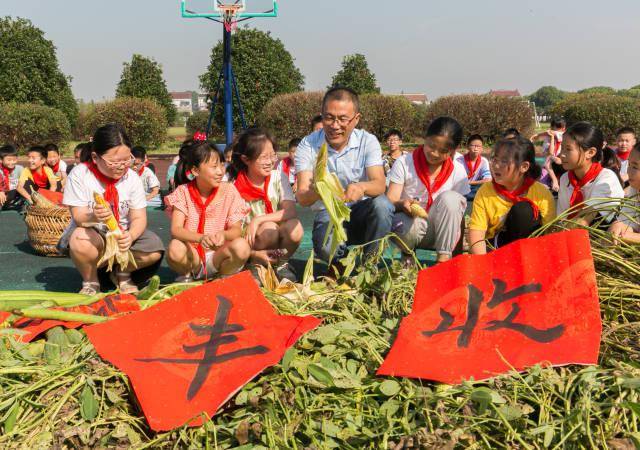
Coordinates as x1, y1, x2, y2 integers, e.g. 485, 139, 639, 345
234, 170, 273, 214
137, 166, 145, 177
84, 162, 121, 226
281, 157, 292, 176
30, 167, 50, 189
1, 166, 13, 191
412, 146, 454, 212
568, 163, 603, 217
51, 161, 60, 173
492, 177, 540, 220
187, 180, 218, 278
617, 149, 631, 161
464, 153, 482, 180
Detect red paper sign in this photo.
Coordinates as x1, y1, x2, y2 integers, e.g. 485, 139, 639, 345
377, 230, 601, 384
0, 294, 139, 342
85, 271, 321, 432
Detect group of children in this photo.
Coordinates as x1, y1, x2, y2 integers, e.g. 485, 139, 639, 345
2, 108, 639, 294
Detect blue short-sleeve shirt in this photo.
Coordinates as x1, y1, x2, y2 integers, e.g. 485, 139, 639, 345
295, 129, 383, 210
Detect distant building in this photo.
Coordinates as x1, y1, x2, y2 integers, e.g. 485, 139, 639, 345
489, 89, 521, 98
196, 94, 209, 112
171, 92, 193, 113
400, 93, 429, 106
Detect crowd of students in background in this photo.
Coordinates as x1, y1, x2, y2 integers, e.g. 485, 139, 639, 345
1, 86, 639, 294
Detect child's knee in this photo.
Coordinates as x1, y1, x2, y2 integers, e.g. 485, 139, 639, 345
229, 238, 251, 261
436, 191, 467, 215
255, 221, 279, 247
281, 218, 303, 242
167, 239, 188, 262
69, 228, 102, 254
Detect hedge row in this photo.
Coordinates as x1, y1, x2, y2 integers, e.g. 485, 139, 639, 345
0, 102, 70, 149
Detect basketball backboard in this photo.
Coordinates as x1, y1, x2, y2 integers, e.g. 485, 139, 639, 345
180, 0, 277, 19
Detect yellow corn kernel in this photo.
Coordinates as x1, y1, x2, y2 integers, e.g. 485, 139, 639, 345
410, 203, 428, 219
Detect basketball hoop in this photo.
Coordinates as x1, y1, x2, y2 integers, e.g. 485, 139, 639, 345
216, 1, 244, 31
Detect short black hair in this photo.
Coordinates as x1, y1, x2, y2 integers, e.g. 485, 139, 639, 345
564, 121, 604, 163
28, 146, 47, 159
44, 143, 59, 154
288, 138, 301, 149
502, 128, 520, 138
0, 144, 18, 158
616, 127, 636, 138
550, 117, 566, 130
467, 134, 484, 145
322, 87, 360, 113
131, 146, 147, 160
425, 116, 464, 150
384, 129, 403, 141
492, 137, 542, 180
311, 114, 323, 128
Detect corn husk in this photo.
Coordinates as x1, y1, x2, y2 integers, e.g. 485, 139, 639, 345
313, 142, 351, 258
93, 192, 137, 272
30, 191, 57, 209
409, 203, 428, 219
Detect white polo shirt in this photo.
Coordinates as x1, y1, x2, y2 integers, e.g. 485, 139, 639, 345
556, 168, 623, 220
388, 154, 470, 204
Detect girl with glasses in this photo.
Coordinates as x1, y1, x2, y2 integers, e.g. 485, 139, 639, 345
229, 127, 302, 281
468, 137, 555, 254
59, 123, 164, 295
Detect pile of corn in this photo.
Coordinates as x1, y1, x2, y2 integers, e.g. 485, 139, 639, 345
0, 217, 639, 448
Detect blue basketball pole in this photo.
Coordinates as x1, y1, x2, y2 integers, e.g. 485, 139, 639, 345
223, 25, 233, 147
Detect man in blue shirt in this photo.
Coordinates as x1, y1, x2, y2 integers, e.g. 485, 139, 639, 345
295, 87, 394, 266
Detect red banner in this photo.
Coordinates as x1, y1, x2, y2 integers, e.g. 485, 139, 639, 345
377, 230, 601, 384
0, 294, 140, 342
85, 271, 321, 431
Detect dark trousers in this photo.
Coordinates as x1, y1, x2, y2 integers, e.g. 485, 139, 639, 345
1, 190, 24, 211
495, 201, 541, 248
312, 195, 395, 262
23, 179, 61, 195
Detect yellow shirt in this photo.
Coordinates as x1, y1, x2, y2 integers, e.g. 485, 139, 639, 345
18, 166, 57, 188
469, 181, 556, 239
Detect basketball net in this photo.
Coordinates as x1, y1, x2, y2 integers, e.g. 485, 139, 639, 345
221, 5, 241, 32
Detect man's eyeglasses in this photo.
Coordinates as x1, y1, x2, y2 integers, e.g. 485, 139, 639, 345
322, 114, 358, 127
97, 154, 135, 168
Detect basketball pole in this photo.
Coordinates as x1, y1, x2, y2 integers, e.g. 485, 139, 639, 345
181, 1, 278, 149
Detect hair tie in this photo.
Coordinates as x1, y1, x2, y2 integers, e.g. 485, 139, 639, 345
185, 169, 195, 181
193, 132, 207, 142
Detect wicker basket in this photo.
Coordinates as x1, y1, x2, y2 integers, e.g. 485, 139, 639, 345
24, 205, 71, 257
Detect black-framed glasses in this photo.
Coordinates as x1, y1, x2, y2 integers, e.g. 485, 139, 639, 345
321, 113, 358, 127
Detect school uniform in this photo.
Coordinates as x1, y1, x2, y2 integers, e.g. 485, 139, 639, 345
277, 157, 296, 185
236, 169, 295, 222
59, 163, 164, 284
618, 187, 640, 232
389, 151, 470, 256
19, 166, 58, 194
556, 167, 624, 223
455, 153, 491, 200
470, 180, 556, 247
1, 165, 24, 210
137, 166, 162, 207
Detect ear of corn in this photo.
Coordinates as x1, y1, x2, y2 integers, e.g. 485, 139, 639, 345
93, 192, 137, 273
409, 203, 428, 219
31, 191, 57, 209
313, 143, 351, 258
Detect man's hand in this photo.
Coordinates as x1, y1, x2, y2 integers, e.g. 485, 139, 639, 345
116, 230, 133, 252
0, 191, 6, 207
94, 203, 113, 223
344, 183, 365, 203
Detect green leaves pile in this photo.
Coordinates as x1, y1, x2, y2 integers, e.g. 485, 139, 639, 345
0, 226, 639, 448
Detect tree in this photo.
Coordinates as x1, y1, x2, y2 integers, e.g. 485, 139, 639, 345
199, 28, 304, 131
527, 86, 567, 115
577, 86, 616, 95
0, 17, 78, 126
330, 54, 380, 95
116, 54, 177, 125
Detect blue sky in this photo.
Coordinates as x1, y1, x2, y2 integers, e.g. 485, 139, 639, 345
3, 0, 639, 101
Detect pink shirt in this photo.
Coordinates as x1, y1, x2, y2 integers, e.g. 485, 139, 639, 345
165, 182, 248, 237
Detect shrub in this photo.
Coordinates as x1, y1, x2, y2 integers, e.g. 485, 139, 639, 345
550, 94, 640, 140
359, 94, 415, 141
423, 94, 535, 141
257, 91, 323, 141
0, 102, 70, 149
83, 97, 167, 148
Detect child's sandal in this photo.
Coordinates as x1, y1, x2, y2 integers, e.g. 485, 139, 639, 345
117, 272, 139, 295
79, 282, 100, 296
